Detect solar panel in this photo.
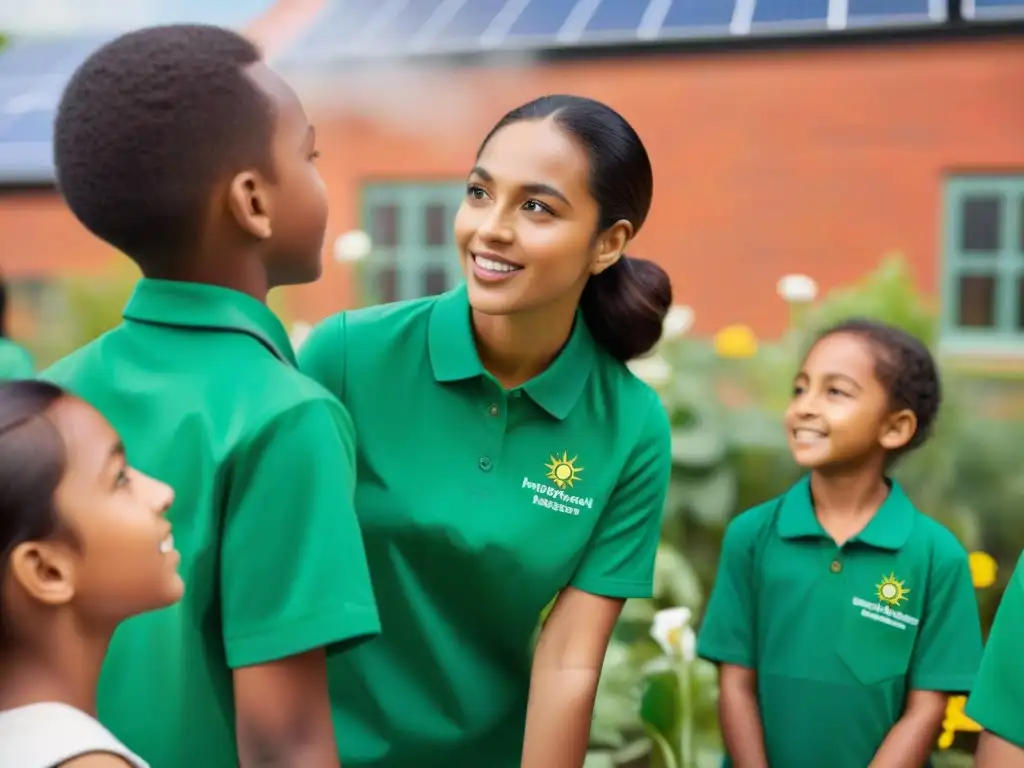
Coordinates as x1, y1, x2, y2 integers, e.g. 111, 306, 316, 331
0, 36, 110, 184
433, 0, 509, 47
504, 0, 579, 40
0, 0, 275, 185
286, 0, 376, 61
581, 0, 648, 37
370, 0, 447, 49
964, 0, 1024, 20
848, 0, 940, 26
273, 0, 953, 66
659, 0, 734, 34
752, 0, 829, 27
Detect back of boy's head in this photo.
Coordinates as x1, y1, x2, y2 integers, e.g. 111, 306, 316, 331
815, 318, 941, 456
0, 380, 68, 643
54, 25, 274, 273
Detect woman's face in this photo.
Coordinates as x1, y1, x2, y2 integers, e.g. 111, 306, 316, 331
48, 396, 182, 622
454, 118, 629, 319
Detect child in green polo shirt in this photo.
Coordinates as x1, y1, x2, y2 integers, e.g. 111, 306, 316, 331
968, 551, 1024, 765
698, 318, 983, 768
39, 24, 378, 766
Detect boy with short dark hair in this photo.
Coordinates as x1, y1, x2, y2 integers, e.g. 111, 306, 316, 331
42, 24, 378, 767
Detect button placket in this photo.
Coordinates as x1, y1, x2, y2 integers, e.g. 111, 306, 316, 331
476, 385, 508, 476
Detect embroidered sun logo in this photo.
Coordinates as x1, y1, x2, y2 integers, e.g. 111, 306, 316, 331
545, 452, 583, 489
876, 573, 910, 607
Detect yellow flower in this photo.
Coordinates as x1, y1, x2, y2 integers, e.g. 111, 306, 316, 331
713, 324, 758, 359
938, 696, 980, 749
969, 551, 997, 588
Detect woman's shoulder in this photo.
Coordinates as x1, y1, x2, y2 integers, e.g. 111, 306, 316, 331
0, 703, 148, 768
333, 294, 440, 340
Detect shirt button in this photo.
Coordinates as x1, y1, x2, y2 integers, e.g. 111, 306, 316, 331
488, 404, 499, 416
829, 559, 843, 574
478, 457, 492, 472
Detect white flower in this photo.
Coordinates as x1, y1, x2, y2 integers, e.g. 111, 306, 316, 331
627, 355, 672, 387
662, 304, 694, 340
333, 230, 372, 263
679, 626, 696, 663
290, 321, 312, 351
776, 274, 818, 304
650, 606, 693, 657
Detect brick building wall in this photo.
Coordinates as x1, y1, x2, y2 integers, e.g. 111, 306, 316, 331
1, 34, 1022, 339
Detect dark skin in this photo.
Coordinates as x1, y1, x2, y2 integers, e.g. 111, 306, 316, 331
720, 333, 946, 768
976, 732, 1024, 767
142, 63, 336, 766
176, 62, 328, 300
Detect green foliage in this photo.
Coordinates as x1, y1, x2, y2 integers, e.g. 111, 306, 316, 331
801, 255, 937, 346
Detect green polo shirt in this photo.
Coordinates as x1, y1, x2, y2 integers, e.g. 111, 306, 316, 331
697, 475, 982, 768
41, 279, 379, 767
966, 551, 1024, 747
0, 337, 33, 380
299, 284, 671, 767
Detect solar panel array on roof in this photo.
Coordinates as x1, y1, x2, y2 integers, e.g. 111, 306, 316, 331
0, 36, 111, 185
964, 0, 1024, 20
275, 0, 949, 67
0, 0, 274, 185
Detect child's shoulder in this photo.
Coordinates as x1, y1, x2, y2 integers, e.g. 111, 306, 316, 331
905, 502, 971, 566
723, 493, 788, 546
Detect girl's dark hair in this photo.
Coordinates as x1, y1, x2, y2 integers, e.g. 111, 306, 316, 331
478, 94, 672, 362
0, 380, 69, 640
815, 318, 941, 456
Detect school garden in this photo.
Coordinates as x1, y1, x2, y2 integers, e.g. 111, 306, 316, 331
1, 0, 1024, 765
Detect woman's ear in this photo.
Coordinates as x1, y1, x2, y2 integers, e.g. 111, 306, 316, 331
591, 219, 632, 276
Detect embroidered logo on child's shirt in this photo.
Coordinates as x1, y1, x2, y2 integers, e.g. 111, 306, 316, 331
875, 573, 910, 606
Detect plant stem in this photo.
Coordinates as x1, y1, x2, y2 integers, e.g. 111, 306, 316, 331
677, 659, 695, 768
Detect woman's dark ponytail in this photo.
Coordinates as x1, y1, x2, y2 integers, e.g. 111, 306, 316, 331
581, 255, 672, 362
479, 95, 671, 362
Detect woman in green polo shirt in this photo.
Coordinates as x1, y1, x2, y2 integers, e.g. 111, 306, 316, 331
0, 278, 34, 381
300, 95, 673, 767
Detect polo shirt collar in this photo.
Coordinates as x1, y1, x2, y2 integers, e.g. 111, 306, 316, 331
777, 474, 915, 550
122, 278, 296, 366
427, 283, 597, 420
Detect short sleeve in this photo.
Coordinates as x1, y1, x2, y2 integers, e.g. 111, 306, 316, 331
9, 347, 34, 379
966, 553, 1024, 746
298, 314, 347, 399
909, 547, 983, 692
220, 398, 379, 669
568, 395, 670, 599
697, 516, 757, 668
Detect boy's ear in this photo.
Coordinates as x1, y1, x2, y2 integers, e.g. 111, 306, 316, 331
227, 171, 272, 240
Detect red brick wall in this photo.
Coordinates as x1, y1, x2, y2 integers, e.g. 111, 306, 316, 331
3, 35, 1022, 338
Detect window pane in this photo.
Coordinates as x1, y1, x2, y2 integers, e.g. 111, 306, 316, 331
422, 265, 449, 296
960, 195, 1002, 253
1017, 277, 1024, 329
424, 203, 449, 246
1019, 196, 1024, 254
376, 266, 399, 304
957, 275, 996, 328
370, 204, 400, 248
